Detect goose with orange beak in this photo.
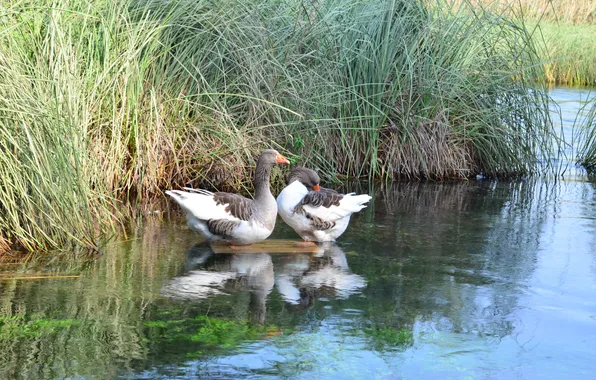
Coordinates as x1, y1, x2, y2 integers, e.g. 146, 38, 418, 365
166, 149, 290, 246
276, 167, 371, 242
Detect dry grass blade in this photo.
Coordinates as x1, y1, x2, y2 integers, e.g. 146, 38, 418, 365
0, 276, 81, 281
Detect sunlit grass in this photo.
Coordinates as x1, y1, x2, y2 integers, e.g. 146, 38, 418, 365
538, 23, 596, 86
438, 1, 596, 86
441, 0, 596, 25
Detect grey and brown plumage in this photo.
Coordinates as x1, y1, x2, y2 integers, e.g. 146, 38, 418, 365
166, 149, 290, 245
276, 167, 372, 242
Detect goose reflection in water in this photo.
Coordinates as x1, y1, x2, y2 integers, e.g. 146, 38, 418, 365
161, 242, 366, 321
275, 243, 366, 306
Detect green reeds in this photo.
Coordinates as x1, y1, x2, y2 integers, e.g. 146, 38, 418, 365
441, 1, 596, 85
0, 0, 131, 252
576, 97, 596, 171
1, 0, 559, 253
146, 0, 557, 179
539, 23, 596, 86
0, 0, 258, 252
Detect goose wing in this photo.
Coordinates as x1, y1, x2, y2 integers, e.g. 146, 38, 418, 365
211, 192, 254, 221
296, 188, 370, 223
166, 189, 254, 222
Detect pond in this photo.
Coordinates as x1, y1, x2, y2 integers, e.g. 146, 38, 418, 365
1, 88, 596, 379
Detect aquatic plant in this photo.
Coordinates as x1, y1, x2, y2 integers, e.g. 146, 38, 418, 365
0, 0, 558, 253
576, 98, 596, 171
145, 315, 274, 348
365, 326, 414, 351
0, 316, 80, 340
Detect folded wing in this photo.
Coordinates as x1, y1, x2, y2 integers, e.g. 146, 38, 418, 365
297, 188, 371, 223
165, 189, 254, 222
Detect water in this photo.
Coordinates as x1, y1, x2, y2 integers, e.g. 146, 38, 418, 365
1, 89, 596, 379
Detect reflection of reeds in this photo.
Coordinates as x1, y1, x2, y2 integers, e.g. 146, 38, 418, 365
379, 181, 478, 215
0, 219, 189, 379
353, 180, 557, 339
0, 0, 557, 253
376, 180, 557, 248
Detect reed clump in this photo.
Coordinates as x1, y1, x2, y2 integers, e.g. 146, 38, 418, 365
0, 0, 557, 253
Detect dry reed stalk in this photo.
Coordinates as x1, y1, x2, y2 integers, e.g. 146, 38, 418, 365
379, 111, 476, 180
0, 275, 81, 280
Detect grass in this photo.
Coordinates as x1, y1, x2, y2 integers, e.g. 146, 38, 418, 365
442, 0, 596, 25
539, 23, 596, 86
441, 1, 596, 85
0, 0, 559, 253
576, 97, 596, 170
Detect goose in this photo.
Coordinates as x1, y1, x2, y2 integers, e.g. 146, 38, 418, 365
276, 167, 372, 242
300, 243, 367, 299
166, 149, 290, 246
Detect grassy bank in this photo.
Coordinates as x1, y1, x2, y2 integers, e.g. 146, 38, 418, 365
539, 22, 596, 86
444, 0, 596, 85
0, 0, 557, 253
443, 0, 595, 24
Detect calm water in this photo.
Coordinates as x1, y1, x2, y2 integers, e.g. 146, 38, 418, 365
1, 89, 596, 379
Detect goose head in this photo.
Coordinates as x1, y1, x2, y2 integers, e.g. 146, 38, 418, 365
257, 149, 290, 167
288, 167, 321, 191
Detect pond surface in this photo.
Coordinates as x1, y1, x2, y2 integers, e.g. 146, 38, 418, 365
1, 88, 596, 379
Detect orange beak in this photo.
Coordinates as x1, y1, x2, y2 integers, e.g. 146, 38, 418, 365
313, 184, 320, 191
276, 153, 290, 165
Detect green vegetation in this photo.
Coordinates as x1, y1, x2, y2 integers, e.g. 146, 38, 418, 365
576, 98, 596, 170
0, 0, 559, 253
0, 316, 80, 340
144, 315, 273, 348
443, 0, 595, 25
538, 23, 596, 86
365, 326, 415, 350
443, 1, 596, 85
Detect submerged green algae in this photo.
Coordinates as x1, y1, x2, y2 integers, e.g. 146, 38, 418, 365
144, 315, 280, 348
0, 316, 81, 340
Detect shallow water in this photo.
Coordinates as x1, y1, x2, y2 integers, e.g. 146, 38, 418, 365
1, 89, 596, 379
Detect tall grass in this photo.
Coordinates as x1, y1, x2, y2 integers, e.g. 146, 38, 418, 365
576, 97, 596, 170
0, 0, 558, 253
539, 23, 596, 86
441, 1, 596, 85
442, 0, 596, 24
0, 0, 257, 252
0, 4, 119, 252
